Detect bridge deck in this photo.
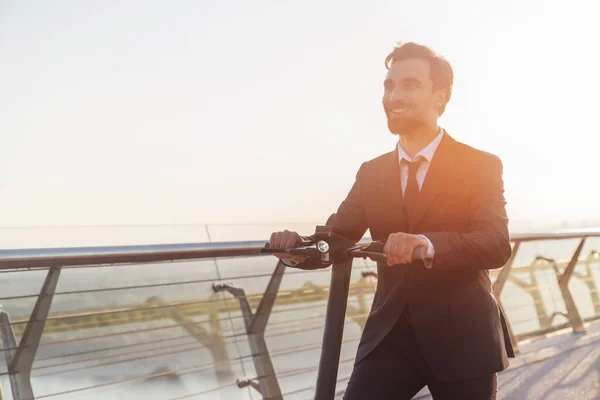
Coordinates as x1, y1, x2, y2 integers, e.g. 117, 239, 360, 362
415, 320, 600, 399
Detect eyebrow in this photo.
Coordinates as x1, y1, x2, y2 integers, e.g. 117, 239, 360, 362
384, 77, 423, 86
401, 77, 422, 85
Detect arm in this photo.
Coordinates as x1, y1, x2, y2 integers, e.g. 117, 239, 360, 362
423, 155, 512, 271
288, 163, 369, 270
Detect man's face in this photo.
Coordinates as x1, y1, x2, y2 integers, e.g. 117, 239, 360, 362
382, 58, 444, 136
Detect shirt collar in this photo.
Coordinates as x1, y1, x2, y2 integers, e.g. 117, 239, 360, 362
397, 127, 445, 164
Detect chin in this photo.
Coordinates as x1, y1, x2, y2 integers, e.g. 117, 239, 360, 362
387, 117, 423, 136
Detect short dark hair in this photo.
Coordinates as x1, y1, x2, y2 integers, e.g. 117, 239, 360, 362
384, 42, 454, 115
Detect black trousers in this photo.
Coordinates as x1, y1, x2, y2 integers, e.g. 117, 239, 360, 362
343, 309, 498, 400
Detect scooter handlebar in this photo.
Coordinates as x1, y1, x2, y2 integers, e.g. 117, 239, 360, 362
262, 240, 427, 264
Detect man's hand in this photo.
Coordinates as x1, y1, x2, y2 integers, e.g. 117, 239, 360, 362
383, 232, 429, 266
269, 230, 308, 263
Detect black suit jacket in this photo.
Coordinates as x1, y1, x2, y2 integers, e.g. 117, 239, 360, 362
295, 132, 514, 382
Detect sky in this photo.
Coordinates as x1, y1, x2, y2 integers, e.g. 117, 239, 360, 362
1, 0, 599, 234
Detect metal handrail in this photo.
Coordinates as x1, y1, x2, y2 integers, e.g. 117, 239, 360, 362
0, 228, 599, 400
506, 230, 600, 242
2, 229, 600, 270
0, 241, 267, 269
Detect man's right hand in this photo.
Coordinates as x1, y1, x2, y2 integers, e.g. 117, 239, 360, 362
269, 230, 308, 263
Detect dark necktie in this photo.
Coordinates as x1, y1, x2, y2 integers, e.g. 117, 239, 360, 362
403, 158, 422, 218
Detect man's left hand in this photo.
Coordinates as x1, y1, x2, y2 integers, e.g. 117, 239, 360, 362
383, 232, 429, 266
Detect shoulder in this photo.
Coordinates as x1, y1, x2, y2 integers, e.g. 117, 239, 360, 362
356, 150, 397, 178
452, 137, 504, 171
364, 149, 396, 167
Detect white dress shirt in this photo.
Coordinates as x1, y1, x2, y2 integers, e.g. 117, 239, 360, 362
396, 127, 445, 268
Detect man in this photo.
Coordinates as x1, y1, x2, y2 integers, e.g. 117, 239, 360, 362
269, 42, 514, 400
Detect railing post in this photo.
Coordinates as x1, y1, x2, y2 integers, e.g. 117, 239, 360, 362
7, 266, 61, 400
249, 261, 285, 334
557, 238, 586, 333
492, 241, 521, 354
582, 251, 600, 316
0, 309, 19, 400
315, 258, 353, 400
213, 260, 285, 400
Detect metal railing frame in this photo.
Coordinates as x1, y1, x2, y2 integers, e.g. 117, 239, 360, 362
0, 230, 599, 399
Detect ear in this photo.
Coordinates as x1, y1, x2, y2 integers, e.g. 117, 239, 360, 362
434, 88, 449, 109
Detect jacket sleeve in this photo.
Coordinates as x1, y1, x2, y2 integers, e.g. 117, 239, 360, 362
291, 163, 369, 270
423, 155, 512, 271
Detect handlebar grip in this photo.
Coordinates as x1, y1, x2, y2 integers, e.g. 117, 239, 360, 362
366, 241, 427, 262
261, 242, 320, 258
263, 239, 313, 249
261, 243, 297, 254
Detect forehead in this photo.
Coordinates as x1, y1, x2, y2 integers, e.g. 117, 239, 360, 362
385, 58, 432, 83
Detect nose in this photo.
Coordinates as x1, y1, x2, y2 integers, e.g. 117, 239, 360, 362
386, 86, 406, 106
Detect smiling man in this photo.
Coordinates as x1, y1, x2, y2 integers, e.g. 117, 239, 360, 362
269, 42, 514, 400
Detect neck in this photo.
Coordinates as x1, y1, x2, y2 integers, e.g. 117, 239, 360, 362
398, 125, 439, 158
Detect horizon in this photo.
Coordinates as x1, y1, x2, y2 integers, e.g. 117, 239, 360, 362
1, 218, 599, 249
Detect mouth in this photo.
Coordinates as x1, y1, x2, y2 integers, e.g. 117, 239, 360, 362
388, 107, 412, 117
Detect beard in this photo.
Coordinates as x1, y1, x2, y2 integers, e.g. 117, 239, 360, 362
386, 113, 426, 136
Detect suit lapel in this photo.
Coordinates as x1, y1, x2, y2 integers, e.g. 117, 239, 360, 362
409, 133, 460, 231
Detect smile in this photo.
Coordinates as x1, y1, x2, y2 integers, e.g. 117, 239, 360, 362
389, 108, 411, 115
